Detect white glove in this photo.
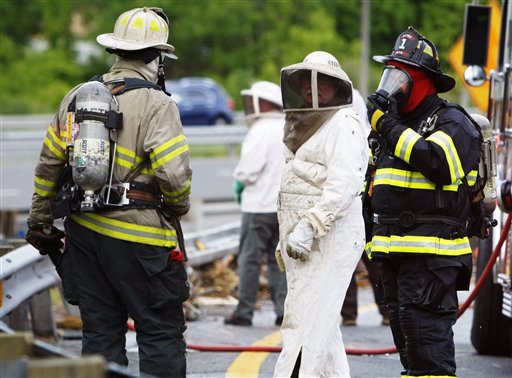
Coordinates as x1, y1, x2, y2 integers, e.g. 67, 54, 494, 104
275, 247, 286, 272
286, 218, 314, 262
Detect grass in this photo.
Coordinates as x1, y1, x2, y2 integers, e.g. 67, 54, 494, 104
189, 144, 241, 158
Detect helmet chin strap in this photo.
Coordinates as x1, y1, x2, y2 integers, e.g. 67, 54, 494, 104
157, 53, 166, 92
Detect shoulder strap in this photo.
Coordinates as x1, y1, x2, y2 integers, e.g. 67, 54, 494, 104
89, 75, 164, 95
113, 77, 162, 95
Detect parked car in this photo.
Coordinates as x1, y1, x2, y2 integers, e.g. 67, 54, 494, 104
165, 77, 235, 125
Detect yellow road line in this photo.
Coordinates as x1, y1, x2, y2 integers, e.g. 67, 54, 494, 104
225, 330, 281, 378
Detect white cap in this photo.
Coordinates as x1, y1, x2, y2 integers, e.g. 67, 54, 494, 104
241, 81, 283, 107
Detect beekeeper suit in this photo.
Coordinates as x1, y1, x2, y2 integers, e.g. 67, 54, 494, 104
274, 51, 369, 377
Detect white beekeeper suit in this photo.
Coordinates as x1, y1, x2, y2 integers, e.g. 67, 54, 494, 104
274, 51, 369, 377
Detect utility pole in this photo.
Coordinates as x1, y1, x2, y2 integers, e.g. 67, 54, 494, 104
359, 0, 370, 98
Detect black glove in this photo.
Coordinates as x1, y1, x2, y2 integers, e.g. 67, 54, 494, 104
25, 223, 65, 256
367, 93, 401, 136
367, 93, 389, 132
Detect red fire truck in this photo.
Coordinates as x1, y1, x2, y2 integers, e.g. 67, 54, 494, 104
461, 0, 512, 356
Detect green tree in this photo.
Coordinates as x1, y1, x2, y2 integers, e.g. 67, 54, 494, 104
0, 0, 479, 114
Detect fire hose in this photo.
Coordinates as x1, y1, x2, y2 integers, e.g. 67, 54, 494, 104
127, 213, 512, 355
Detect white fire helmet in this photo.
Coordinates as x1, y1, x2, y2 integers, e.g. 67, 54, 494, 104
97, 7, 174, 52
280, 51, 353, 111
241, 81, 283, 120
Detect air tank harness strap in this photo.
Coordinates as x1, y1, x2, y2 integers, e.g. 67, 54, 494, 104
126, 182, 161, 208
373, 211, 467, 237
101, 181, 162, 210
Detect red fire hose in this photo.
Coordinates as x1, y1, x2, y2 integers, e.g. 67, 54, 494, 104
128, 213, 512, 355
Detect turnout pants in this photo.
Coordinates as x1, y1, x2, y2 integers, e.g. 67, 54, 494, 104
64, 219, 189, 378
379, 255, 462, 377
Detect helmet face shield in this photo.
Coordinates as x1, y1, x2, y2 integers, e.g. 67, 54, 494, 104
281, 69, 352, 111
376, 66, 412, 105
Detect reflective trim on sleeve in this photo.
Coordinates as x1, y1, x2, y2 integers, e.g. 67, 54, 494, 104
70, 213, 177, 248
44, 126, 66, 160
34, 176, 57, 197
161, 178, 191, 204
150, 134, 189, 169
370, 235, 472, 256
115, 145, 154, 174
394, 128, 421, 163
373, 168, 460, 191
426, 130, 464, 183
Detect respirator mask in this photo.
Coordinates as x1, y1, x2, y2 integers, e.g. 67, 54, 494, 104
372, 65, 412, 113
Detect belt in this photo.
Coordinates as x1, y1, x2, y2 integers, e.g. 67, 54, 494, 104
126, 189, 160, 207
373, 211, 466, 228
126, 182, 161, 208
103, 182, 161, 209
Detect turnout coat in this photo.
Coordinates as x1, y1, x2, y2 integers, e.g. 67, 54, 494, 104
274, 109, 369, 377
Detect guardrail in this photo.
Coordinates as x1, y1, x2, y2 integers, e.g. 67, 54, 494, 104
0, 114, 248, 145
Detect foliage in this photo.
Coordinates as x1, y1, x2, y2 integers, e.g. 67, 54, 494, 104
0, 0, 480, 114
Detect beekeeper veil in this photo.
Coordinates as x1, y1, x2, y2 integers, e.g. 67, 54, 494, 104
281, 51, 353, 153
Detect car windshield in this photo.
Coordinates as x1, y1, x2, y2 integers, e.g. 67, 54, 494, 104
168, 84, 215, 105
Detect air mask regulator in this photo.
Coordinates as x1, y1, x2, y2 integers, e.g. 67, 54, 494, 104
373, 65, 413, 113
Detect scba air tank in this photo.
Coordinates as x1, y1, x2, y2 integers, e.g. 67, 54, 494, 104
73, 81, 112, 211
471, 113, 497, 215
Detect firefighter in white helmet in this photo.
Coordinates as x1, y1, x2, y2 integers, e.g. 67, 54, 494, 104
224, 81, 287, 327
25, 7, 191, 377
273, 51, 369, 377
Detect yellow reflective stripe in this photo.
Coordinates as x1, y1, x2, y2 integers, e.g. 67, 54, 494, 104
161, 178, 191, 203
34, 176, 57, 197
374, 168, 459, 191
44, 126, 66, 160
466, 169, 478, 186
426, 131, 464, 183
116, 145, 137, 161
365, 241, 372, 257
420, 42, 434, 58
114, 146, 154, 174
70, 213, 177, 248
150, 134, 189, 169
395, 128, 421, 163
371, 235, 471, 256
